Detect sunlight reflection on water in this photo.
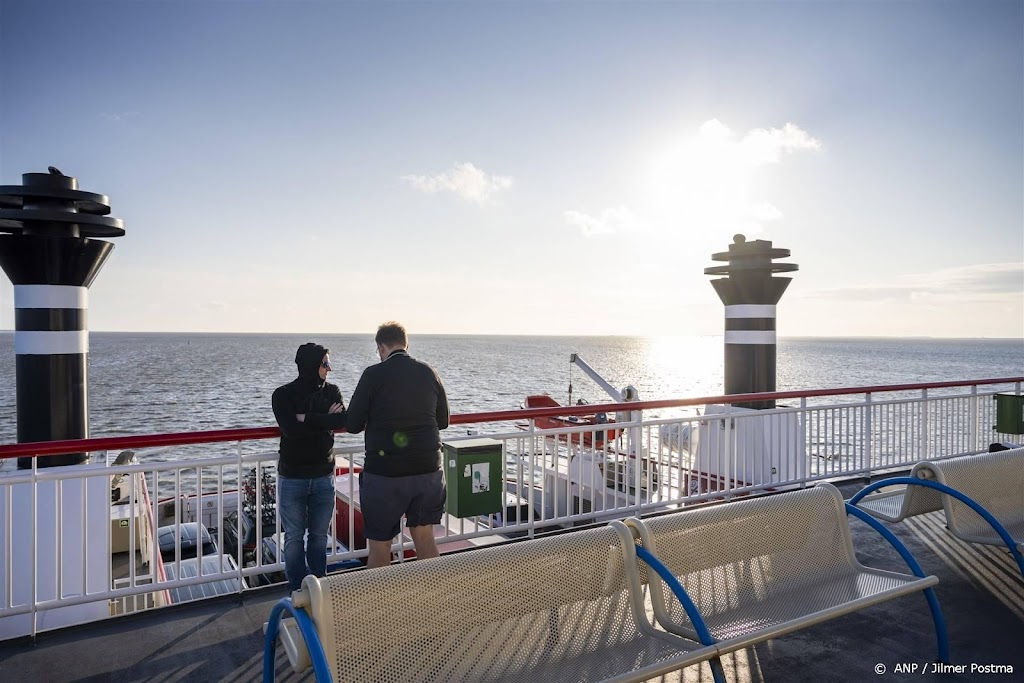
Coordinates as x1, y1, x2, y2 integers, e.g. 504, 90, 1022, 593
0, 333, 1020, 452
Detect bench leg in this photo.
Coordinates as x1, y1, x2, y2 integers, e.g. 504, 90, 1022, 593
263, 597, 334, 683
846, 504, 950, 663
709, 657, 727, 683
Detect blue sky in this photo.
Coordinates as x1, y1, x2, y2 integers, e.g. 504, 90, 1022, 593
1, 0, 1021, 338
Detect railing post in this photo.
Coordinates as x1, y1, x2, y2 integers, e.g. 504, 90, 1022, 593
128, 471, 136, 590
630, 409, 638, 516
527, 422, 536, 540
56, 476, 63, 609
30, 455, 37, 640
920, 388, 929, 460
799, 397, 807, 488
864, 392, 873, 478
255, 458, 263, 575
723, 403, 734, 500
235, 444, 245, 593
236, 441, 245, 592
968, 385, 979, 452
4, 478, 11, 616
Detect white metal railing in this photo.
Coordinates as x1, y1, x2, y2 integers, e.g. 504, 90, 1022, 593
0, 380, 1020, 638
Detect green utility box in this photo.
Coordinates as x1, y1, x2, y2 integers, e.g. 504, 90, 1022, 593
994, 393, 1024, 435
444, 438, 503, 518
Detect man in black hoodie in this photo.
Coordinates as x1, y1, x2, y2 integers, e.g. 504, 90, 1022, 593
272, 342, 346, 590
346, 322, 449, 568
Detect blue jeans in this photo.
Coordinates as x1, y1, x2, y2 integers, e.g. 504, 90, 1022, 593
277, 474, 335, 591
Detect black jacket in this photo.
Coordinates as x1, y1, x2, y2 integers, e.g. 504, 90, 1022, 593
272, 344, 346, 478
345, 350, 449, 477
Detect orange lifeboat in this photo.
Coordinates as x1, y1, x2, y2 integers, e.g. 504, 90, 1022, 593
523, 395, 621, 447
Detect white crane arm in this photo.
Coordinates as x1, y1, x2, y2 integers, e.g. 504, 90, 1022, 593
569, 353, 624, 402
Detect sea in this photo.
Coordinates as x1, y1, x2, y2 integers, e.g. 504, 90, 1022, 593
0, 333, 1022, 453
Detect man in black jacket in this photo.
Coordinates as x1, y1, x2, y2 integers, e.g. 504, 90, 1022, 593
272, 342, 346, 590
346, 322, 449, 568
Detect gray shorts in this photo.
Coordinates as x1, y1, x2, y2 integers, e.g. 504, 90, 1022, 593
359, 470, 446, 541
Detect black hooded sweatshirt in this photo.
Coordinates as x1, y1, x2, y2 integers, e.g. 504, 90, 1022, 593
272, 343, 346, 478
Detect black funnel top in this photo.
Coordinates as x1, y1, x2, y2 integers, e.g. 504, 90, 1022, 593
0, 167, 125, 239
705, 234, 798, 305
0, 168, 124, 286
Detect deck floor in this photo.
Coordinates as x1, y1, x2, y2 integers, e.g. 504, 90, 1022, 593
1, 478, 1022, 682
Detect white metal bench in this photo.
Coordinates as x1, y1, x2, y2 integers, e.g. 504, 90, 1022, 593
851, 460, 945, 522
614, 483, 948, 664
262, 483, 949, 683
262, 523, 722, 683
851, 448, 1024, 576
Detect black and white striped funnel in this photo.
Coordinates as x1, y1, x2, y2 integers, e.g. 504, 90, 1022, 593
0, 168, 124, 468
705, 234, 797, 410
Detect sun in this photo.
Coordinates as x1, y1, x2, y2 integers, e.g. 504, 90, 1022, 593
641, 119, 820, 248
644, 121, 757, 243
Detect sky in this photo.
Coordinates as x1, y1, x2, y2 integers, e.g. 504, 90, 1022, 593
0, 0, 1021, 338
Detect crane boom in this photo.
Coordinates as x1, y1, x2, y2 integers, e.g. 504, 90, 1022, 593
569, 354, 624, 402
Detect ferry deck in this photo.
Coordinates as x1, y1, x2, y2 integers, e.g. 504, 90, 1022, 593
1, 476, 1021, 683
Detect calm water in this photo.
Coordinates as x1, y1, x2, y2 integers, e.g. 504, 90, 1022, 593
0, 333, 1021, 449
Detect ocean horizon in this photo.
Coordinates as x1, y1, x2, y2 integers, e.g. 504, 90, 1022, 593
1, 333, 1021, 449
0, 330, 1021, 340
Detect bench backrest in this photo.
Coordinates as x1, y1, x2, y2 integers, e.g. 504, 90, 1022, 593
638, 483, 859, 620
899, 460, 946, 518
922, 447, 1024, 540
301, 525, 645, 682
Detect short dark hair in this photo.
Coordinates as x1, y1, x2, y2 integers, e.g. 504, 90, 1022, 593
375, 321, 407, 348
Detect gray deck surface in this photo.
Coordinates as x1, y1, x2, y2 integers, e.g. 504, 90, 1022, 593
1, 478, 1022, 682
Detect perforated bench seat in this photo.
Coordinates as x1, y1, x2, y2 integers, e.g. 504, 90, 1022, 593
923, 448, 1024, 551
688, 567, 936, 642
618, 484, 945, 657
277, 524, 717, 683
852, 448, 1024, 565
854, 460, 944, 523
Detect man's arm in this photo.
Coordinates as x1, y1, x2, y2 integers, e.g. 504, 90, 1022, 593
272, 387, 316, 436
435, 372, 450, 430
303, 404, 347, 430
299, 384, 347, 429
345, 371, 371, 434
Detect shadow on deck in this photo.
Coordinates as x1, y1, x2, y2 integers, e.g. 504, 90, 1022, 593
1, 478, 1021, 682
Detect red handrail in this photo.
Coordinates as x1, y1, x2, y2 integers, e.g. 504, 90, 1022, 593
0, 377, 1020, 460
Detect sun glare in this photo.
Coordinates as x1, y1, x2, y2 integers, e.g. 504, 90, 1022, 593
643, 335, 723, 401
645, 121, 755, 242
642, 119, 821, 248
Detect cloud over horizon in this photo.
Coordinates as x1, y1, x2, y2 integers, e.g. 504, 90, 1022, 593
401, 162, 513, 204
564, 205, 641, 237
798, 262, 1024, 303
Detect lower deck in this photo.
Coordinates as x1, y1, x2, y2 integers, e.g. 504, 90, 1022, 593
1, 478, 1021, 683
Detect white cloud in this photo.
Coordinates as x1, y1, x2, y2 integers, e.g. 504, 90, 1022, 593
100, 111, 139, 122
747, 202, 783, 221
905, 262, 1023, 292
799, 262, 1024, 303
691, 119, 821, 171
401, 162, 513, 204
736, 122, 822, 166
564, 206, 641, 237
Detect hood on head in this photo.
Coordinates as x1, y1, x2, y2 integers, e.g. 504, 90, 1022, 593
295, 342, 328, 381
